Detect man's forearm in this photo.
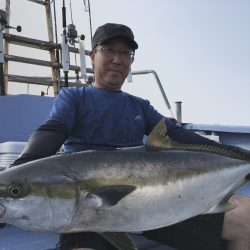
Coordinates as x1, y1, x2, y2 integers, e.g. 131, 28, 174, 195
167, 125, 250, 161
11, 120, 69, 166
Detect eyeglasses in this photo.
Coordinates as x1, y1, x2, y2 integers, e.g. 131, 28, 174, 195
94, 47, 134, 60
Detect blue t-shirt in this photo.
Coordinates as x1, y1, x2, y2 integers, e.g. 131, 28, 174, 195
49, 85, 176, 152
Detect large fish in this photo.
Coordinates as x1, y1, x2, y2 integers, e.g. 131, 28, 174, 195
0, 119, 250, 249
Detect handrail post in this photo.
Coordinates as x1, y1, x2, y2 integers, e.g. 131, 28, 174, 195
131, 69, 175, 118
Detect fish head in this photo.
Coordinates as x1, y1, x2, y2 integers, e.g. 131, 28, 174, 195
0, 163, 77, 232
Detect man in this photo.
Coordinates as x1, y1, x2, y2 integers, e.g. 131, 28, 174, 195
11, 23, 250, 250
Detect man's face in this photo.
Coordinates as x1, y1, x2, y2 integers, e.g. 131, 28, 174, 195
90, 37, 134, 91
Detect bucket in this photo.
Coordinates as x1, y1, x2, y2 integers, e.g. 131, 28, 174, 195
0, 141, 26, 171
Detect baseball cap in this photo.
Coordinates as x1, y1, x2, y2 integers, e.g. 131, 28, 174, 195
92, 23, 138, 50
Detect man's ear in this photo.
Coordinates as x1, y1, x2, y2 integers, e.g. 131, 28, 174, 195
89, 51, 95, 68
89, 51, 95, 60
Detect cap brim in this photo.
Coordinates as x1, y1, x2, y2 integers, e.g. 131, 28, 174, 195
96, 35, 138, 50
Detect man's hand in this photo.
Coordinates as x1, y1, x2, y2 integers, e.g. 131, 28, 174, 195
167, 117, 178, 124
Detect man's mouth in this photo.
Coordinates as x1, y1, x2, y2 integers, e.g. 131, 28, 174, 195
108, 69, 122, 74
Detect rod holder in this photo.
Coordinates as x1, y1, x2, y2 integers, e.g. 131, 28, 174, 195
175, 101, 182, 125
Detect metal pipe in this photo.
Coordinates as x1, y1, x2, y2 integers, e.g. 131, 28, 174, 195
26, 0, 45, 5
3, 33, 91, 54
131, 70, 175, 118
175, 101, 182, 125
7, 74, 78, 86
4, 54, 94, 73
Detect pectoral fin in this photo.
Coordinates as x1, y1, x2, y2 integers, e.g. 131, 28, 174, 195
206, 196, 236, 214
91, 185, 136, 206
101, 232, 138, 250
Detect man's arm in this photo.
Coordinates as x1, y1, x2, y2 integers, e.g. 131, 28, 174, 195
10, 120, 69, 167
165, 120, 250, 161
166, 125, 215, 144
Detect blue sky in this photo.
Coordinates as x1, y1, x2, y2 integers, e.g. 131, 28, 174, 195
2, 0, 250, 125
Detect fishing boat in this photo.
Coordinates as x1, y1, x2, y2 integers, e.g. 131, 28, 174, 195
0, 1, 249, 249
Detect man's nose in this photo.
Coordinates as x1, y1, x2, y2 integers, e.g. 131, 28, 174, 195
111, 52, 123, 63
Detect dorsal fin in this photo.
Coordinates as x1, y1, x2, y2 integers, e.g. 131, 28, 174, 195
145, 119, 250, 161
145, 118, 173, 151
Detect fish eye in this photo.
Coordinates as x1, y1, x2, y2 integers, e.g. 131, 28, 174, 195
7, 183, 25, 198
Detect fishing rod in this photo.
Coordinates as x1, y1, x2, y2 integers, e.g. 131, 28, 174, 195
83, 0, 93, 46
61, 0, 88, 87
61, 0, 69, 87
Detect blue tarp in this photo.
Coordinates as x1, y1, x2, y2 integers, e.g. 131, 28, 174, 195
0, 94, 54, 143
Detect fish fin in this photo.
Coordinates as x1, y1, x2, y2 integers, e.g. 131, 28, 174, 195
91, 185, 136, 206
207, 197, 236, 214
101, 232, 138, 250
146, 118, 172, 151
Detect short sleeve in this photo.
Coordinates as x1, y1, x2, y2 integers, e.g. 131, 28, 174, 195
144, 100, 178, 135
49, 87, 81, 130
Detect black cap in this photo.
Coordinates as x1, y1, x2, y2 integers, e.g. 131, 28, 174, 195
92, 23, 138, 50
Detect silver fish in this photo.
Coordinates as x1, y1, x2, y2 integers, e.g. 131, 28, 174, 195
0, 119, 250, 249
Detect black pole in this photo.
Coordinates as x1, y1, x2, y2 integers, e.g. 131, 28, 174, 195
62, 0, 68, 87
0, 10, 7, 95
0, 62, 5, 95
62, 0, 66, 30
64, 71, 68, 87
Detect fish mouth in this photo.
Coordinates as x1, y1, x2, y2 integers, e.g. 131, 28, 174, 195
0, 204, 6, 218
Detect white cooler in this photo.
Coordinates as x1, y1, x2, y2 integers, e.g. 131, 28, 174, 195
0, 141, 26, 171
